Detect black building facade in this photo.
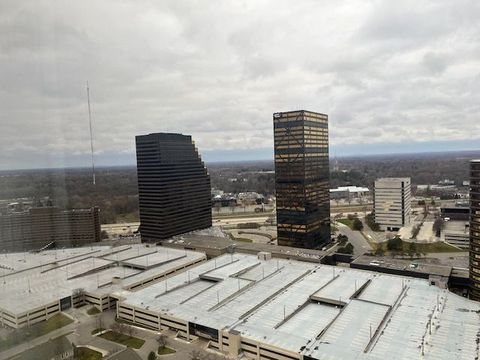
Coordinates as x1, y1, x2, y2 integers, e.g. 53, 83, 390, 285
136, 133, 212, 242
470, 160, 480, 300
273, 110, 330, 249
0, 206, 100, 251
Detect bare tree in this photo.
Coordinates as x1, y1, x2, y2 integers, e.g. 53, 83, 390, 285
157, 333, 167, 349
127, 324, 135, 337
96, 314, 104, 329
111, 322, 121, 334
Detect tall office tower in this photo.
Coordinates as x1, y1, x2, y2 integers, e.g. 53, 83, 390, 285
136, 133, 212, 242
273, 110, 330, 249
469, 160, 480, 300
374, 178, 411, 231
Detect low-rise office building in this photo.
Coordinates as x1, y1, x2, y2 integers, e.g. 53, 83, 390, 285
374, 178, 411, 231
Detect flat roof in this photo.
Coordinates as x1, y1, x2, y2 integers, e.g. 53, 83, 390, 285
375, 177, 411, 182
166, 235, 328, 261
0, 245, 206, 316
351, 255, 452, 277
121, 253, 480, 359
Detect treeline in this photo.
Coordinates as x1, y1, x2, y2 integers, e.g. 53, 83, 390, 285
1, 150, 477, 224
332, 150, 480, 189
0, 167, 139, 224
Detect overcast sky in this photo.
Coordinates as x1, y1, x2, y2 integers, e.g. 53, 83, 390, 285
1, 0, 480, 169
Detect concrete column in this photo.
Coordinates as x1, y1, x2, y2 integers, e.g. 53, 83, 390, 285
228, 330, 241, 357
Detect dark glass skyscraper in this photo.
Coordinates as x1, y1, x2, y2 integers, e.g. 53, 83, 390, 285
136, 133, 212, 242
470, 159, 480, 300
273, 110, 330, 249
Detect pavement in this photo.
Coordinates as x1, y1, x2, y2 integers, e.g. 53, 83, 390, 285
361, 219, 387, 244
1, 306, 232, 360
335, 222, 372, 257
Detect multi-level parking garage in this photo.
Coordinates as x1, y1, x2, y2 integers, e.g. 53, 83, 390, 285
118, 253, 480, 360
0, 245, 206, 328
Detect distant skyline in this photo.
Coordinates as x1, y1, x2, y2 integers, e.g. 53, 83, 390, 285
1, 1, 480, 170
3, 142, 480, 171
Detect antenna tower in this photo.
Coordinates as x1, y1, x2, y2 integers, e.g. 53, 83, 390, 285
86, 81, 96, 185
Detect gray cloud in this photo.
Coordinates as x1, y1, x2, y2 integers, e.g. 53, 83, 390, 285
0, 0, 480, 169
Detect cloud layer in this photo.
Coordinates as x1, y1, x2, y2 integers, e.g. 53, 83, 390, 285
1, 0, 480, 168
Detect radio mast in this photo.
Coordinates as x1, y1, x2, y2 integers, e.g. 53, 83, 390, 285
86, 81, 96, 185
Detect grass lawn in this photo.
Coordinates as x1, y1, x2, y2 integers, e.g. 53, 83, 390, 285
0, 313, 73, 351
337, 218, 354, 229
91, 328, 105, 335
74, 346, 103, 360
99, 331, 145, 349
87, 307, 101, 315
233, 237, 253, 243
158, 346, 176, 355
373, 239, 464, 254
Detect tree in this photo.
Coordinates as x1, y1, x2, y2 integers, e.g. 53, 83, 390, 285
337, 243, 354, 254
407, 241, 417, 259
337, 234, 348, 246
100, 230, 109, 240
127, 324, 135, 337
365, 212, 381, 232
432, 217, 445, 237
352, 218, 364, 231
157, 333, 167, 349
387, 237, 403, 252
411, 224, 421, 239
148, 351, 157, 360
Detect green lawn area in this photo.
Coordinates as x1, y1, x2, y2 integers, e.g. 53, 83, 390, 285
374, 240, 464, 254
0, 313, 74, 351
87, 307, 101, 315
74, 346, 103, 360
337, 218, 354, 229
99, 331, 145, 349
158, 346, 176, 355
91, 328, 105, 335
233, 237, 253, 243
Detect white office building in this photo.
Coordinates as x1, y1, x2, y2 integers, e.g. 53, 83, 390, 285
374, 178, 411, 231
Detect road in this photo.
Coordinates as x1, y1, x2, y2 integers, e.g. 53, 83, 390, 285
213, 216, 270, 226
335, 222, 372, 257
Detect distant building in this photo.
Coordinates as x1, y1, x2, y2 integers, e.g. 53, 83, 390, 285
374, 178, 411, 231
439, 179, 455, 186
330, 186, 369, 200
441, 206, 470, 221
238, 192, 264, 205
273, 110, 330, 249
470, 160, 480, 300
0, 206, 100, 251
135, 133, 212, 242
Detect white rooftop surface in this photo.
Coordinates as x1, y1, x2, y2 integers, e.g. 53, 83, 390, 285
358, 275, 405, 306
120, 250, 186, 268
121, 249, 206, 289
103, 246, 157, 262
330, 186, 370, 193
0, 245, 206, 316
0, 246, 111, 272
121, 253, 480, 360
